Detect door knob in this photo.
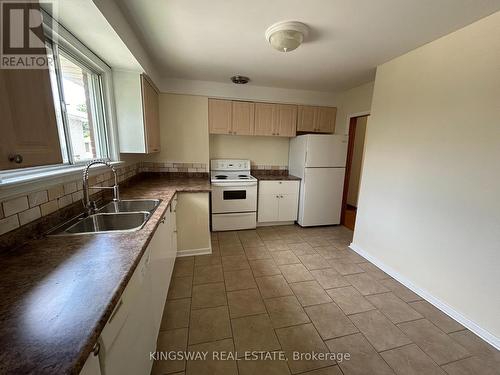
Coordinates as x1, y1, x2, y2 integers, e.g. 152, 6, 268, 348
8, 154, 23, 163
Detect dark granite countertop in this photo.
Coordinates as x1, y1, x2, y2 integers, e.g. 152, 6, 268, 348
253, 174, 301, 181
0, 176, 210, 375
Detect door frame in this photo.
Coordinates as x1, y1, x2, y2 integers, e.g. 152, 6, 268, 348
340, 112, 370, 226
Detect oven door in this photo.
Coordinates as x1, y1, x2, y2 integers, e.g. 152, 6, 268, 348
211, 182, 257, 214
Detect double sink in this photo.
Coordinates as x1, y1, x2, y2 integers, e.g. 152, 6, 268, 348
50, 199, 161, 236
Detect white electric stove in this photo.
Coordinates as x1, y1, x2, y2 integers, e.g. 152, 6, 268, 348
210, 159, 257, 231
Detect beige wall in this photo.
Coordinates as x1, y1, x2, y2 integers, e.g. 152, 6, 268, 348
336, 81, 374, 135
347, 116, 368, 207
353, 12, 500, 343
210, 135, 290, 167
145, 94, 209, 167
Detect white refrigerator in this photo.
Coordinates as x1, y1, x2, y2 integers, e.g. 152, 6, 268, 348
289, 134, 348, 226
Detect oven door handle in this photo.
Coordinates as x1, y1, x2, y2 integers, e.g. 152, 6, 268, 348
211, 182, 258, 187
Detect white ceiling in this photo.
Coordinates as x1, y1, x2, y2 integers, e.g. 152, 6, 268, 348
122, 1, 500, 92
44, 0, 141, 71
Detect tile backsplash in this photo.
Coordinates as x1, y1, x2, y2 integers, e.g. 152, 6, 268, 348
140, 161, 207, 173
0, 163, 139, 237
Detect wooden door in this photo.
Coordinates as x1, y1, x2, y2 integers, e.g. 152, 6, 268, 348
141, 75, 160, 153
254, 102, 276, 136
208, 98, 232, 134
317, 106, 337, 133
0, 69, 62, 169
297, 105, 317, 132
276, 104, 297, 137
231, 101, 254, 135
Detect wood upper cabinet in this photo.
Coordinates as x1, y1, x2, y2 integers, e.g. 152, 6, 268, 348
297, 105, 336, 133
231, 101, 254, 135
114, 72, 160, 153
254, 102, 276, 136
317, 106, 337, 133
209, 98, 232, 134
276, 104, 297, 137
297, 105, 317, 132
141, 74, 160, 153
0, 69, 62, 170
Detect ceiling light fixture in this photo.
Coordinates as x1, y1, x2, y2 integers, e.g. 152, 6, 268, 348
265, 21, 309, 52
231, 75, 250, 84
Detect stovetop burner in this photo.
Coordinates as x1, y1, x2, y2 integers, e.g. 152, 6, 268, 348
215, 175, 227, 179
238, 175, 249, 179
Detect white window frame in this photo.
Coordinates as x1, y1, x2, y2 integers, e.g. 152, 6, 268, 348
0, 10, 121, 192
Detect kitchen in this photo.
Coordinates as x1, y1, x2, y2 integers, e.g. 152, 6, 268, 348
1, 1, 499, 375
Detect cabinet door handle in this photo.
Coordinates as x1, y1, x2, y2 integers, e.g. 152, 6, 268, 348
8, 154, 23, 164
233, 131, 237, 135
92, 342, 100, 356
160, 217, 166, 224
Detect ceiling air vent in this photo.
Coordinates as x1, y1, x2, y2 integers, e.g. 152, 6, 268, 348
231, 75, 250, 84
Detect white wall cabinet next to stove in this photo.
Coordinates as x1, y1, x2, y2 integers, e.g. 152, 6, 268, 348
258, 181, 300, 224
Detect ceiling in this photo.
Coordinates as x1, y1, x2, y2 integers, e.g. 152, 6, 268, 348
119, 0, 500, 92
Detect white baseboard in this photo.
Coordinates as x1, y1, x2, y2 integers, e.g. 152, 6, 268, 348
176, 246, 212, 257
349, 243, 500, 350
257, 221, 295, 227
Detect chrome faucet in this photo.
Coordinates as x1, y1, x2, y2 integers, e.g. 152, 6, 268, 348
82, 159, 120, 216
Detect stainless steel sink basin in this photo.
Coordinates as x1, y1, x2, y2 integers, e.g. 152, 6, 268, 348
63, 212, 151, 234
98, 199, 161, 214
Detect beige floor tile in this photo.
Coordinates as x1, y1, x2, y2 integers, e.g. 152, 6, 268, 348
194, 253, 222, 267
290, 280, 332, 306
288, 242, 317, 255
168, 276, 193, 300
264, 239, 291, 251
256, 274, 293, 299
191, 282, 227, 309
349, 310, 412, 351
298, 254, 331, 270
161, 298, 191, 330
441, 356, 500, 375
249, 258, 281, 277
188, 306, 232, 344
305, 302, 358, 340
237, 357, 291, 375
397, 319, 469, 365
227, 288, 266, 318
152, 328, 188, 374
221, 255, 250, 271
276, 323, 335, 374
380, 344, 445, 375
220, 245, 245, 257
314, 246, 343, 259
224, 269, 257, 291
240, 238, 265, 248
173, 258, 195, 278
326, 333, 395, 375
326, 286, 376, 315
379, 279, 422, 302
186, 338, 237, 375
280, 233, 304, 244
279, 264, 314, 283
272, 250, 301, 265
231, 314, 281, 355
366, 292, 423, 324
449, 330, 500, 363
345, 272, 390, 295
299, 366, 343, 375
305, 236, 332, 247
244, 246, 271, 260
193, 264, 223, 285
265, 295, 310, 328
329, 261, 365, 275
358, 262, 391, 280
408, 300, 464, 333
311, 268, 350, 289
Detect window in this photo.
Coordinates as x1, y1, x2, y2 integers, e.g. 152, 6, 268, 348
47, 42, 109, 164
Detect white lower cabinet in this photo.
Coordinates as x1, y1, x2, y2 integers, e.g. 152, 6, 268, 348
258, 181, 300, 223
93, 197, 178, 375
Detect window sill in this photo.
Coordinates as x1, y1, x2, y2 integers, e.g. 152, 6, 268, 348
0, 161, 125, 200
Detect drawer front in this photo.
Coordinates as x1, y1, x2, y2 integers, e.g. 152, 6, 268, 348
259, 181, 299, 195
